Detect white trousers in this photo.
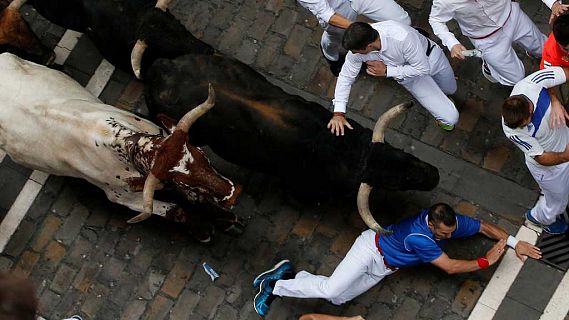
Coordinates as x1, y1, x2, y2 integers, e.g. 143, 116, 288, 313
527, 160, 569, 225
321, 0, 411, 61
273, 230, 396, 305
470, 2, 546, 86
400, 43, 459, 125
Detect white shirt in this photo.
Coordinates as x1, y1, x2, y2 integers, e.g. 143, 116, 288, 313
429, 0, 512, 50
333, 21, 431, 113
429, 0, 557, 51
502, 67, 569, 167
297, 0, 357, 28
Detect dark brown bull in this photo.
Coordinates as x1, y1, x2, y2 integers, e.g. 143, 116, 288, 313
0, 0, 213, 76
145, 55, 440, 234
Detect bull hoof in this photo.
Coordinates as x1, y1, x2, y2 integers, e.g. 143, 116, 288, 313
222, 217, 246, 236
191, 224, 215, 243
127, 212, 151, 224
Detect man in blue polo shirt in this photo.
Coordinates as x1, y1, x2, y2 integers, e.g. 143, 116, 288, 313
251, 203, 542, 317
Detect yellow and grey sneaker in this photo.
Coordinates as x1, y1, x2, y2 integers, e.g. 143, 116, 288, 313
436, 120, 455, 131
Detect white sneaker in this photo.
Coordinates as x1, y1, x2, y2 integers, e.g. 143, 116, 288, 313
481, 61, 498, 83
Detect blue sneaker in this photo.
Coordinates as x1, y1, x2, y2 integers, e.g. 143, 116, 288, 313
544, 217, 568, 235
252, 259, 294, 288
254, 279, 275, 317
526, 210, 542, 226
526, 211, 568, 235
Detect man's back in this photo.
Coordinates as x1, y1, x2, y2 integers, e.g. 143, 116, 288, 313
430, 0, 510, 39
502, 68, 569, 166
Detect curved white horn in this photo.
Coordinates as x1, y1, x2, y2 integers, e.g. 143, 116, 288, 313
8, 0, 27, 10
127, 173, 160, 223
155, 0, 172, 11
130, 40, 147, 79
356, 183, 392, 235
176, 83, 215, 133
371, 101, 413, 143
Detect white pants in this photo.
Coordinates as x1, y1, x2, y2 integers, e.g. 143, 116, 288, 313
273, 230, 396, 305
321, 0, 411, 61
400, 43, 459, 125
527, 160, 569, 225
470, 2, 546, 86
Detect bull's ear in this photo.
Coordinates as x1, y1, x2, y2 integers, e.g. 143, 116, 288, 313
156, 113, 177, 134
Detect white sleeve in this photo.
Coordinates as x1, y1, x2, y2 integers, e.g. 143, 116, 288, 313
332, 52, 363, 113
385, 32, 430, 80
428, 0, 461, 51
506, 132, 545, 158
527, 67, 567, 89
542, 0, 558, 9
296, 0, 336, 24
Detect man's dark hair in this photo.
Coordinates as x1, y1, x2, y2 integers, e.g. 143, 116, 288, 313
427, 203, 456, 227
553, 14, 569, 46
343, 22, 379, 51
502, 95, 531, 129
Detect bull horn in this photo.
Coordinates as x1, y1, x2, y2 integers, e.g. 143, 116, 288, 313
371, 101, 413, 143
176, 84, 215, 133
127, 173, 160, 223
357, 183, 392, 235
155, 0, 172, 11
130, 40, 147, 79
8, 0, 27, 10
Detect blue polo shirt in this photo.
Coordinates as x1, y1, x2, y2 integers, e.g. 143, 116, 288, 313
378, 209, 481, 268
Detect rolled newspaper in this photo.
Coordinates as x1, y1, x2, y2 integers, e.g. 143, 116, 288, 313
461, 49, 482, 58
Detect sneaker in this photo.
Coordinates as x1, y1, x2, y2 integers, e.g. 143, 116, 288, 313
62, 316, 82, 320
526, 210, 542, 226
252, 259, 294, 288
526, 210, 568, 235
436, 120, 455, 131
320, 45, 345, 77
254, 279, 276, 317
544, 217, 568, 234
327, 55, 345, 77
481, 60, 498, 83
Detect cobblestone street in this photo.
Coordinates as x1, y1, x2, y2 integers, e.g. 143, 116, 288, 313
0, 0, 565, 319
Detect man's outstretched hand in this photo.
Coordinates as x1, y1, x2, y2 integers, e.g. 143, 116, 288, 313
327, 114, 353, 136
515, 241, 542, 261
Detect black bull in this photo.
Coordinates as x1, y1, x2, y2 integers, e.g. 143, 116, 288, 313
5, 0, 213, 74
145, 54, 440, 201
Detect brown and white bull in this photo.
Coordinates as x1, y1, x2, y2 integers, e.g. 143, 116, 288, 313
0, 53, 241, 241
0, 0, 55, 64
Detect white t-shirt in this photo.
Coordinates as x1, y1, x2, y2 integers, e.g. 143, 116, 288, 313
502, 67, 569, 167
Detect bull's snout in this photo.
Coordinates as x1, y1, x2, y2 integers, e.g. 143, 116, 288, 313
419, 164, 440, 191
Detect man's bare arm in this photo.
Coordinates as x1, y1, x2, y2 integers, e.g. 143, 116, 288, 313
328, 13, 352, 29
535, 144, 569, 166
431, 240, 506, 274
479, 221, 541, 260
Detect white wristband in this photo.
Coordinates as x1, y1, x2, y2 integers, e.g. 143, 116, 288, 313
507, 235, 519, 249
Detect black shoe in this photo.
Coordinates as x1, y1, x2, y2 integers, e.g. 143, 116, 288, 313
320, 45, 346, 77
327, 54, 345, 77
